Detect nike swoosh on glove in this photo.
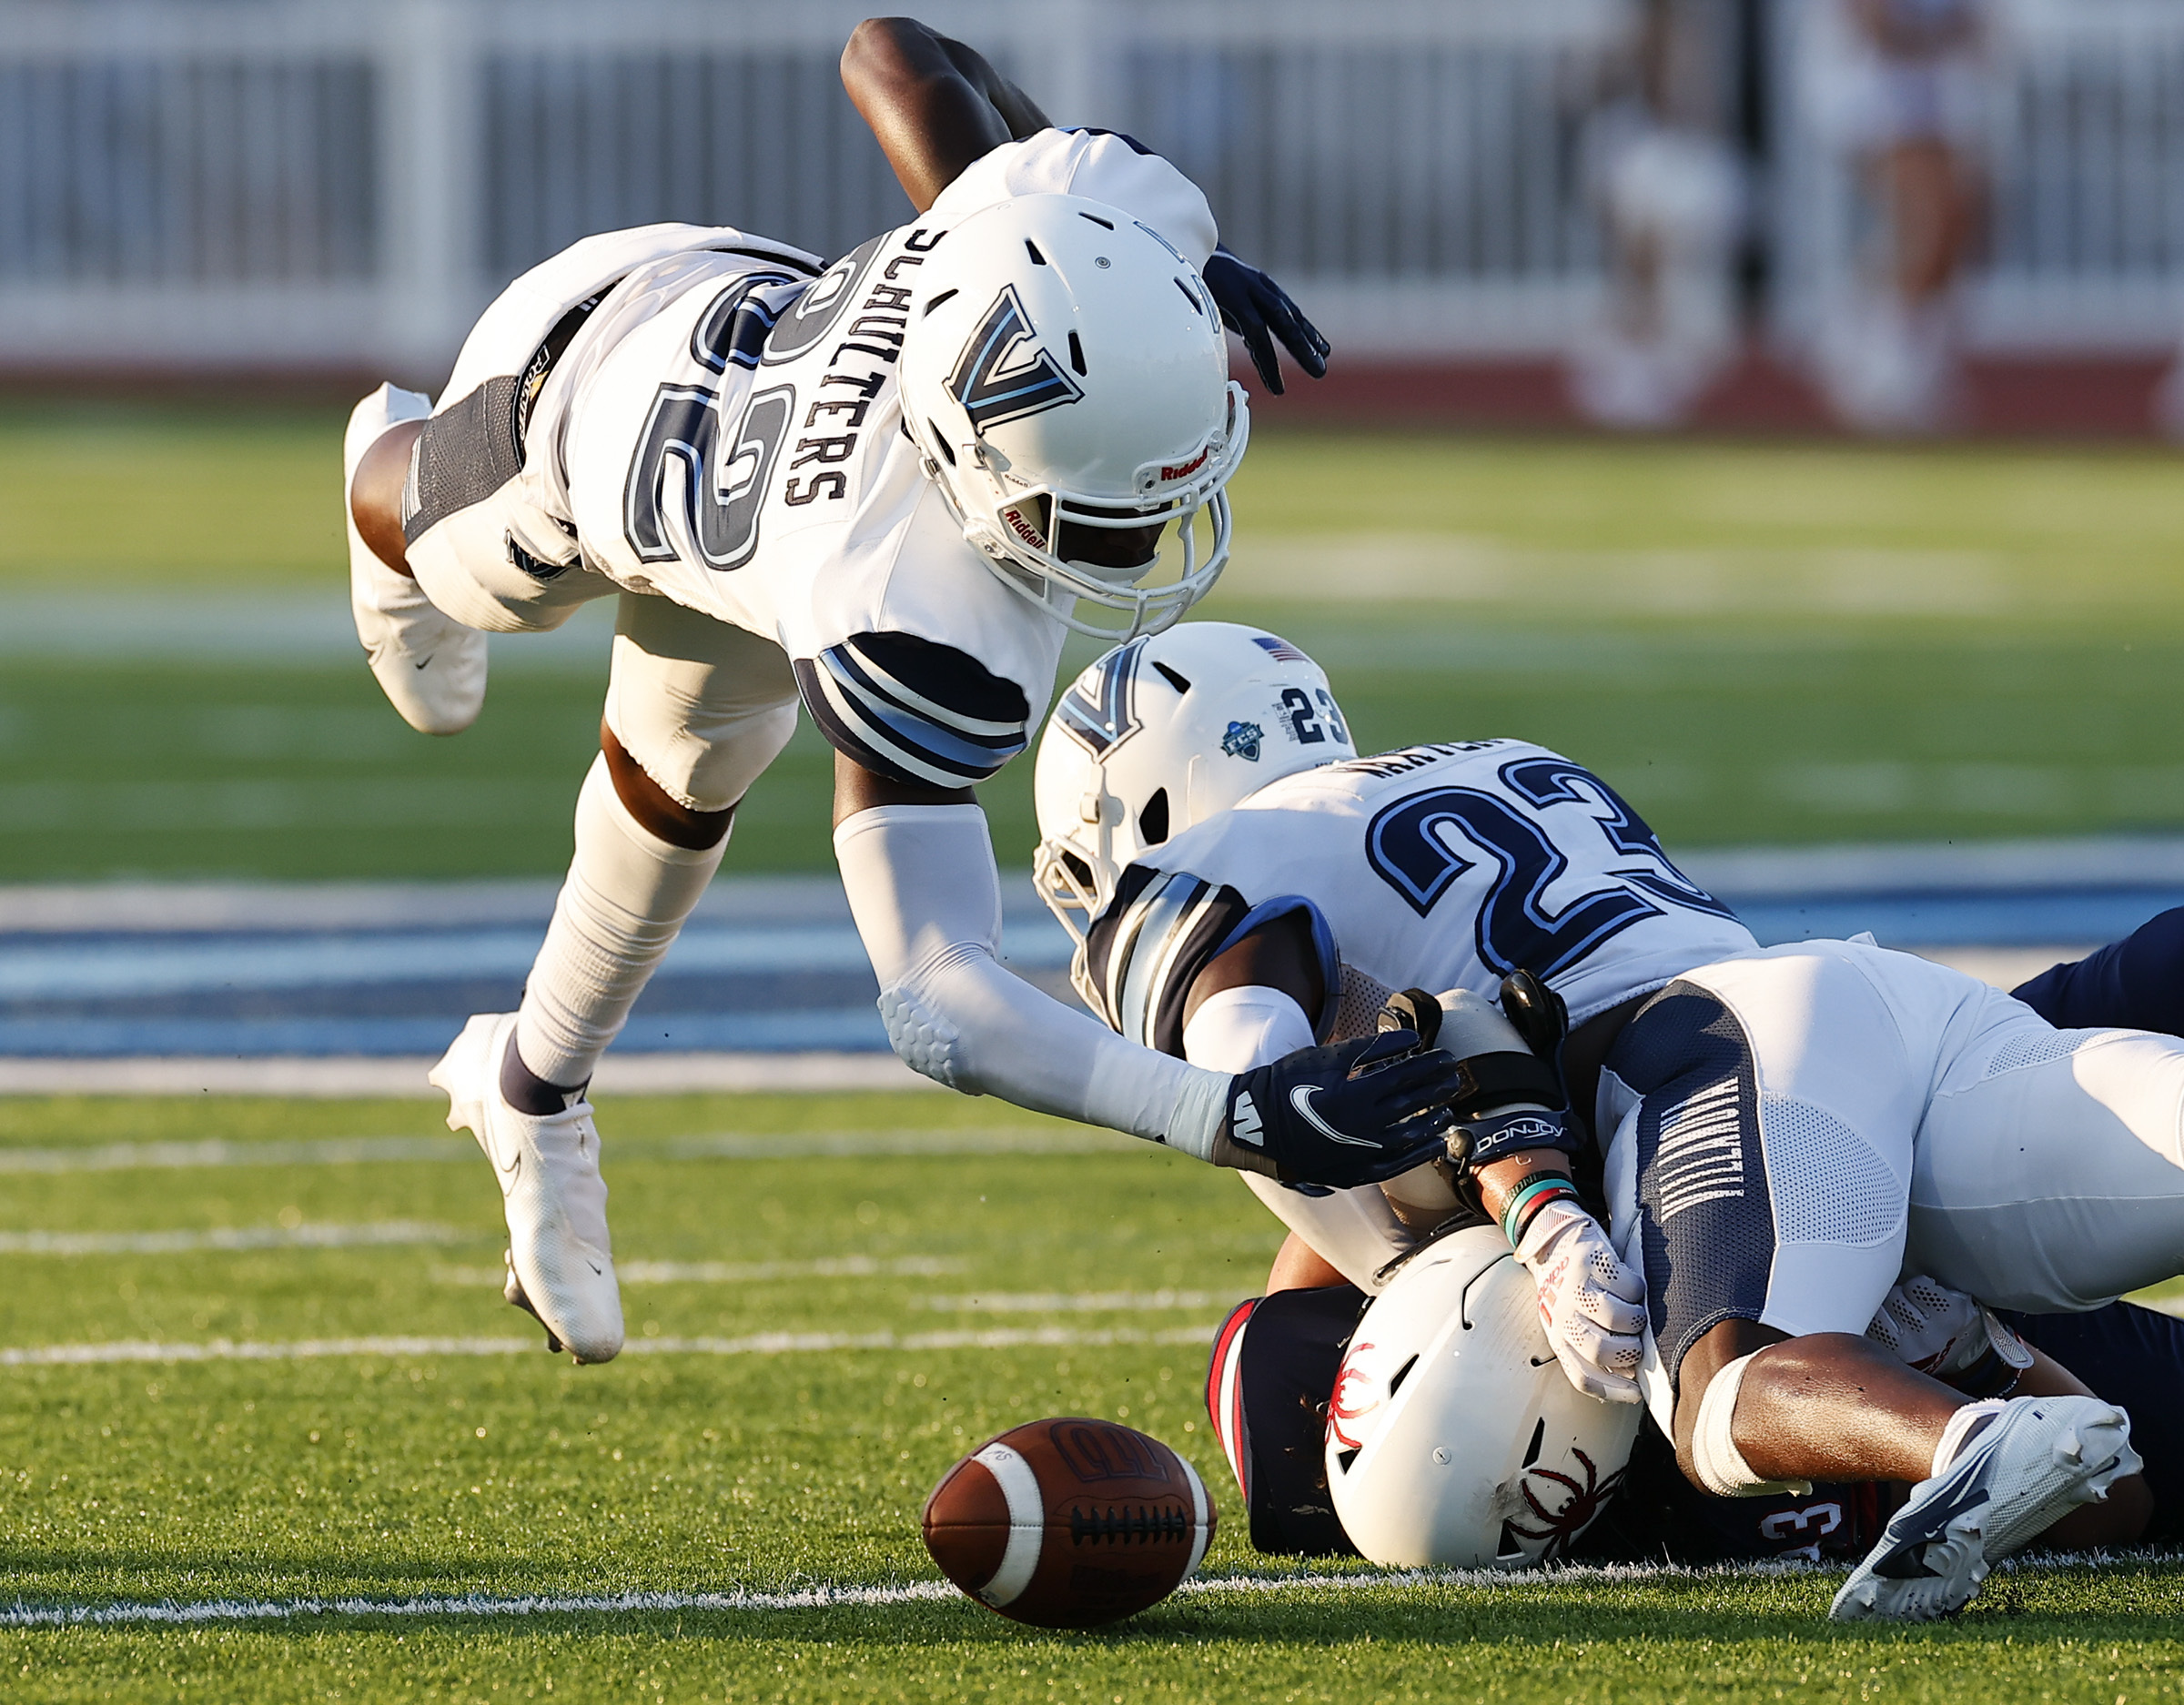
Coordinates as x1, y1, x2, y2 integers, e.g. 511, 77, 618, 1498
1201, 247, 1330, 396
1515, 1199, 1646, 1404
1208, 1030, 1460, 1188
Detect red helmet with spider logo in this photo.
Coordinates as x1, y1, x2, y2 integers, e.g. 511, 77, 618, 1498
1324, 1224, 1643, 1568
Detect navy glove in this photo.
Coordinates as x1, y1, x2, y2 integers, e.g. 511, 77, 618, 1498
1201, 246, 1330, 395
1211, 1030, 1460, 1188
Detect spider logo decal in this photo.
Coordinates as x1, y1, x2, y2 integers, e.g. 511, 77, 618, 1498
1504, 1447, 1624, 1560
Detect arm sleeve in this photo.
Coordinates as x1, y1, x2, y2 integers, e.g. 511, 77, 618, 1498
1181, 983, 1416, 1293
2011, 906, 2184, 1035
834, 802, 1230, 1156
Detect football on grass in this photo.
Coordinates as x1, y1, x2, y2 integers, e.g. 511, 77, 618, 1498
921, 1417, 1216, 1628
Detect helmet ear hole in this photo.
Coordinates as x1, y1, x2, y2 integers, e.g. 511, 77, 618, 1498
1138, 787, 1170, 846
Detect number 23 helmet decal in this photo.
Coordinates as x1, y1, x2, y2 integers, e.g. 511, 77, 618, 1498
899, 194, 1249, 641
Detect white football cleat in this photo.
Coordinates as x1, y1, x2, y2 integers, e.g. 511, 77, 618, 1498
1830, 1395, 2138, 1623
346, 382, 488, 736
430, 1013, 623, 1364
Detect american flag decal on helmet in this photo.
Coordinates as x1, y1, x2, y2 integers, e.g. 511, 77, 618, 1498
1056, 637, 1148, 757
1252, 635, 1309, 664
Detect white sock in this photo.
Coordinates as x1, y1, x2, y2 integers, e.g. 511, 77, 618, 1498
1931, 1397, 2011, 1479
514, 755, 726, 1087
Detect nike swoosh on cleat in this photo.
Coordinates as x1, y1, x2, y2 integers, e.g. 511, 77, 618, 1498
1873, 1478, 1990, 1579
1289, 1085, 1379, 1147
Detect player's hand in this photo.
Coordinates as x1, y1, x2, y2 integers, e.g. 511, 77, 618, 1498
1514, 1199, 1646, 1405
1866, 1276, 2032, 1390
1209, 1030, 1459, 1188
1201, 246, 1330, 395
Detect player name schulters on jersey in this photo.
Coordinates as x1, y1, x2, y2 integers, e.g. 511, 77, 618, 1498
412, 128, 1218, 790
1081, 740, 1762, 1055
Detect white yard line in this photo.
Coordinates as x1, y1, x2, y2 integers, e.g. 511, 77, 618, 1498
0, 1222, 465, 1256
0, 1324, 1219, 1367
0, 1126, 1115, 1174
0, 1054, 940, 1099
432, 1256, 968, 1287
914, 1290, 1232, 1314
3, 1551, 2169, 1630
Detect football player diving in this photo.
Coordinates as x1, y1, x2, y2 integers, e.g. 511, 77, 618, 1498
1033, 620, 2184, 1621
341, 19, 1464, 1370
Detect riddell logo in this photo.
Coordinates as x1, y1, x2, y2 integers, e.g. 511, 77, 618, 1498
1002, 507, 1046, 549
1158, 449, 1209, 482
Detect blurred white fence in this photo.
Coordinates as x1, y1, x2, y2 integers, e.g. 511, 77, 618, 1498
0, 0, 1623, 375
5, 0, 2184, 378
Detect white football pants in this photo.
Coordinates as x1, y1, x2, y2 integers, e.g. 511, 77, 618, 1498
1599, 939, 2184, 1426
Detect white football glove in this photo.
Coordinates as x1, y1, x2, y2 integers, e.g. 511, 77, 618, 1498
1514, 1198, 1646, 1405
1866, 1275, 2033, 1386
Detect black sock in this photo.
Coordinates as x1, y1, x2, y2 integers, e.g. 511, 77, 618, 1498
499, 1030, 588, 1115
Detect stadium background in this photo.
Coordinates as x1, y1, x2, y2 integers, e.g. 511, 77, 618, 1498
7, 3, 2184, 1699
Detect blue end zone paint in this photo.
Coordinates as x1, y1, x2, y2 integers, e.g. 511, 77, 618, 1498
3, 861, 2179, 1060
1737, 889, 2184, 949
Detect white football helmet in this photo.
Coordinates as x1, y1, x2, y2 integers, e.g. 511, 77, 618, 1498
1325, 1225, 1643, 1569
1033, 622, 1355, 978
898, 193, 1249, 641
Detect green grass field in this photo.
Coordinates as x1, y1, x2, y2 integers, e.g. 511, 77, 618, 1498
2, 1090, 2182, 1703
9, 409, 2184, 1698
5, 402, 2184, 879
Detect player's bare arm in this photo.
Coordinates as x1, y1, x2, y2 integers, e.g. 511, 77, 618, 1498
843, 15, 1327, 393
842, 17, 1050, 213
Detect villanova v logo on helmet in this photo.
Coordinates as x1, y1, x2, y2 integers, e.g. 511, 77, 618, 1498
949, 286, 1085, 433
1057, 636, 1147, 756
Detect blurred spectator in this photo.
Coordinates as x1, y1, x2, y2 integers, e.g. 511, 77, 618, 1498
1570, 0, 1744, 429
1813, 0, 1988, 432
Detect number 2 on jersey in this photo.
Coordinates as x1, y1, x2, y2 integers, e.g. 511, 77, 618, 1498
1364, 758, 1732, 980
623, 382, 794, 573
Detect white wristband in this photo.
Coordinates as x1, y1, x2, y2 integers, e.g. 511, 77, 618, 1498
1691, 1351, 1813, 1498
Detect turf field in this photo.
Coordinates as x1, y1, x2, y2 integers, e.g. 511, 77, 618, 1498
6, 402, 2184, 879
10, 408, 2184, 1698
3, 1089, 2183, 1703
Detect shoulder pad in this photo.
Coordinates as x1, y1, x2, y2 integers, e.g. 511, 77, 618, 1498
1082, 869, 1342, 1055
794, 631, 1030, 789
1082, 864, 1251, 1054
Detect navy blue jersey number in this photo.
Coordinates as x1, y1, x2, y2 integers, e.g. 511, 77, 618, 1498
1366, 787, 1664, 979
1498, 757, 1737, 921
623, 382, 794, 572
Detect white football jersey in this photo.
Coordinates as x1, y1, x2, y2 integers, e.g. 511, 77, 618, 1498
1080, 740, 1760, 1054
410, 128, 1218, 789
